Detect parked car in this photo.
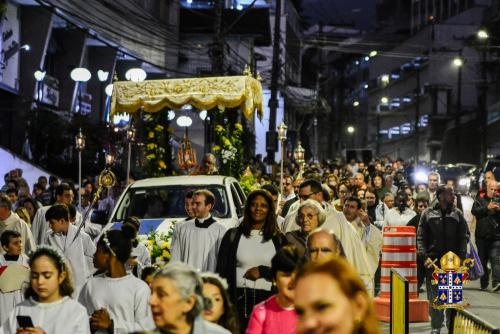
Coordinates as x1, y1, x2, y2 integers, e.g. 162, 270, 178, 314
95, 175, 247, 236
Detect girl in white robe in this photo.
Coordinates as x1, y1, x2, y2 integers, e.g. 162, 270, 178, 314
0, 231, 29, 325
1, 247, 90, 334
78, 230, 154, 333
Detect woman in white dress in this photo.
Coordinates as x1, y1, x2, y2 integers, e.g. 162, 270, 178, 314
1, 247, 90, 334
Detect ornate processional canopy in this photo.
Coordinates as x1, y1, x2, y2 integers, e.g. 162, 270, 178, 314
110, 75, 264, 120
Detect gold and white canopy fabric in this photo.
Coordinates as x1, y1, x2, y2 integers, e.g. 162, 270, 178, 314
111, 75, 264, 120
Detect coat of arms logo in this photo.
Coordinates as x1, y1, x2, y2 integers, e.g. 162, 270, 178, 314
431, 251, 473, 310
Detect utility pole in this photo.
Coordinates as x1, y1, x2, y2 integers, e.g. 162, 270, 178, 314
267, 0, 282, 165
212, 0, 224, 75
414, 66, 421, 164
479, 41, 489, 163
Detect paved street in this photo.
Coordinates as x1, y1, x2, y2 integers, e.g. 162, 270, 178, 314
380, 279, 500, 333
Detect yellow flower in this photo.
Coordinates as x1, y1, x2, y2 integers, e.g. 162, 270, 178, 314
148, 240, 154, 246
159, 160, 167, 169
147, 143, 156, 150
215, 125, 224, 133
155, 125, 164, 132
213, 145, 221, 152
146, 154, 156, 160
223, 138, 231, 147
162, 250, 170, 258
162, 242, 170, 249
148, 131, 155, 139
235, 123, 243, 131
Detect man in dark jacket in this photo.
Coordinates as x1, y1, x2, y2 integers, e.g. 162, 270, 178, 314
471, 180, 500, 291
417, 186, 469, 334
407, 194, 430, 293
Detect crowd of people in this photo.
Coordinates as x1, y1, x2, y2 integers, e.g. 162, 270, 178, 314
0, 155, 499, 334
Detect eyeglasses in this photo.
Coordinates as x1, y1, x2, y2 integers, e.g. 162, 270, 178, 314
299, 192, 319, 200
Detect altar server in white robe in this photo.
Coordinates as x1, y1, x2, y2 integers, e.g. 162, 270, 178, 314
283, 180, 376, 295
43, 204, 95, 296
1, 247, 90, 334
0, 195, 36, 255
171, 189, 226, 272
0, 230, 30, 324
79, 230, 154, 333
31, 183, 82, 245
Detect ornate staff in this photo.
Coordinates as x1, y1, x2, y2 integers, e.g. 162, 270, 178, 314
72, 165, 117, 243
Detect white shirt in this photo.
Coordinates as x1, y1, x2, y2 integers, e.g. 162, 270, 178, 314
32, 205, 82, 245
78, 274, 154, 334
0, 213, 36, 255
383, 207, 416, 227
236, 230, 275, 291
1, 296, 90, 334
170, 217, 226, 272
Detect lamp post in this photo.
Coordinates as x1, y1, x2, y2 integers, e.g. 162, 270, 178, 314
277, 122, 287, 197
477, 29, 489, 162
293, 141, 305, 179
347, 125, 355, 148
453, 54, 464, 151
75, 129, 86, 211
34, 70, 46, 102
70, 68, 91, 114
125, 125, 136, 185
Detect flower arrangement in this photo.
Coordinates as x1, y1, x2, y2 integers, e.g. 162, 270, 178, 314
213, 122, 244, 178
145, 221, 177, 265
143, 112, 170, 177
239, 166, 260, 196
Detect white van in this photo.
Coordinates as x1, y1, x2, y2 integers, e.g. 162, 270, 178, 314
99, 175, 247, 235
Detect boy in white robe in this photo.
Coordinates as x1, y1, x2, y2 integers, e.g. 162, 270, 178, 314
0, 230, 30, 324
43, 204, 95, 296
31, 183, 82, 245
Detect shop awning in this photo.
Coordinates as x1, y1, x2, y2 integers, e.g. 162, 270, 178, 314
111, 75, 264, 120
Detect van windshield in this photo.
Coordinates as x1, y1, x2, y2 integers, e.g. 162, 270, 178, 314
113, 185, 230, 221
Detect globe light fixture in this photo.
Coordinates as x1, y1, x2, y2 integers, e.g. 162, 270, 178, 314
105, 84, 114, 97
125, 68, 147, 82
97, 70, 109, 82
34, 70, 46, 82
70, 68, 92, 82
347, 126, 355, 134
199, 109, 207, 120
381, 96, 389, 104
453, 57, 464, 67
167, 110, 176, 121
477, 30, 489, 40
381, 74, 390, 83
353, 101, 360, 107
369, 50, 378, 57
176, 115, 193, 127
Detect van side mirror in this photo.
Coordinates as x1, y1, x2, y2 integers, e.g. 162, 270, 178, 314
90, 210, 109, 225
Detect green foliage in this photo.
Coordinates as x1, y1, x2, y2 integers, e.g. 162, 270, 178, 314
142, 111, 171, 177
144, 221, 177, 265
213, 122, 244, 178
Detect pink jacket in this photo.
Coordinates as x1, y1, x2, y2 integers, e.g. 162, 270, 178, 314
246, 295, 297, 334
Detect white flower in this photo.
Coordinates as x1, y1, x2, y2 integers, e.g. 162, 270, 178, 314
157, 239, 165, 248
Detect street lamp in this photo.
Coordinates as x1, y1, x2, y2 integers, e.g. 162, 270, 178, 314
381, 74, 390, 84
353, 101, 360, 107
126, 125, 136, 185
125, 68, 147, 82
105, 151, 115, 167
477, 30, 489, 40
277, 122, 287, 198
70, 67, 91, 114
293, 141, 305, 178
453, 56, 463, 116
381, 96, 389, 104
347, 126, 355, 148
75, 128, 86, 211
34, 70, 46, 102
369, 50, 378, 58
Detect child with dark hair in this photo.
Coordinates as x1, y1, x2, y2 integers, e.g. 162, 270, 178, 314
140, 265, 157, 287
246, 245, 301, 334
78, 230, 154, 333
0, 230, 30, 324
121, 216, 151, 277
1, 247, 90, 333
44, 204, 95, 296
